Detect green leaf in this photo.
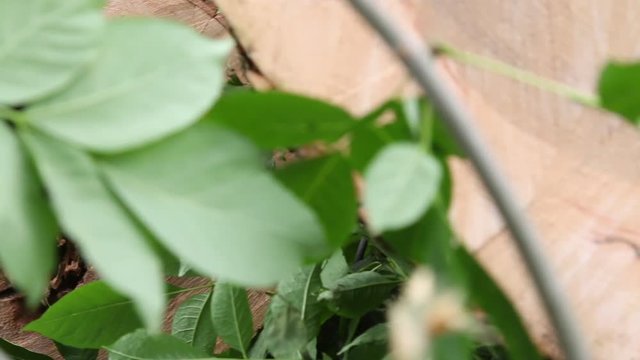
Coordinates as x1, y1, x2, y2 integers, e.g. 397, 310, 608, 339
99, 122, 326, 286
455, 248, 541, 360
171, 292, 217, 354
338, 324, 387, 355
276, 155, 357, 248
55, 342, 98, 360
209, 91, 356, 148
0, 0, 104, 105
319, 271, 401, 318
432, 332, 472, 360
106, 330, 218, 360
320, 251, 349, 289
0, 339, 53, 360
26, 18, 232, 152
21, 131, 164, 331
0, 124, 57, 305
364, 143, 442, 234
210, 283, 253, 356
263, 265, 331, 357
349, 120, 412, 172
598, 61, 640, 123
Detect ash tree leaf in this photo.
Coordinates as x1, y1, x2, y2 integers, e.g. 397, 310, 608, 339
0, 123, 57, 305
208, 91, 356, 149
338, 323, 387, 355
0, 338, 53, 360
171, 292, 217, 354
26, 18, 233, 153
99, 122, 326, 286
0, 0, 104, 105
21, 131, 165, 333
276, 155, 358, 248
106, 330, 216, 360
210, 283, 253, 357
319, 271, 401, 318
598, 61, 640, 123
364, 143, 442, 234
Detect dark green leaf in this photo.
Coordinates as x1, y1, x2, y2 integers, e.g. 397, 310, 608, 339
432, 332, 473, 360
338, 324, 387, 355
320, 251, 349, 289
364, 143, 442, 234
349, 120, 411, 172
106, 330, 217, 360
54, 343, 98, 360
455, 248, 541, 360
0, 0, 104, 104
210, 283, 253, 356
171, 292, 217, 354
100, 122, 326, 286
277, 155, 357, 248
0, 123, 57, 305
0, 339, 53, 360
209, 91, 355, 148
27, 18, 232, 152
319, 271, 401, 318
21, 130, 165, 331
598, 61, 640, 123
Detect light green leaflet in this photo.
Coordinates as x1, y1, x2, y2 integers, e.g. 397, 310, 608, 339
27, 18, 233, 153
172, 292, 217, 354
0, 0, 105, 104
210, 283, 253, 357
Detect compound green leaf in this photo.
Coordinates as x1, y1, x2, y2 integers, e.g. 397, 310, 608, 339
209, 91, 355, 149
21, 131, 164, 332
0, 0, 104, 105
0, 123, 57, 305
171, 292, 217, 354
0, 338, 53, 360
598, 61, 640, 123
364, 143, 442, 234
27, 18, 232, 152
106, 330, 218, 360
210, 283, 253, 356
276, 155, 357, 248
100, 122, 326, 286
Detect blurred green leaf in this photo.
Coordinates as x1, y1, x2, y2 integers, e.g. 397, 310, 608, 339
350, 120, 411, 172
277, 155, 357, 249
0, 339, 53, 360
210, 283, 253, 356
21, 131, 164, 332
172, 292, 217, 354
432, 332, 473, 360
0, 124, 57, 305
598, 61, 640, 123
364, 143, 442, 234
263, 304, 308, 358
338, 323, 387, 355
209, 91, 355, 148
26, 18, 232, 152
100, 122, 326, 287
319, 271, 401, 318
106, 330, 218, 360
25, 281, 143, 348
0, 0, 104, 105
320, 250, 349, 289
455, 248, 541, 360
54, 342, 98, 360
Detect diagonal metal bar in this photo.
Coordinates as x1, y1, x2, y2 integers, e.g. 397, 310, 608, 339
346, 1, 590, 359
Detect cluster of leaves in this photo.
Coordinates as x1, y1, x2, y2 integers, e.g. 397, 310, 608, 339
0, 1, 549, 359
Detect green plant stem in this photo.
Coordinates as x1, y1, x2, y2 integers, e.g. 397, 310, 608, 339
419, 102, 434, 152
346, 1, 590, 360
0, 106, 29, 127
435, 43, 600, 108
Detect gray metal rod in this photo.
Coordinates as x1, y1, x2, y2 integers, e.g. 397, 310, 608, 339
346, 1, 590, 359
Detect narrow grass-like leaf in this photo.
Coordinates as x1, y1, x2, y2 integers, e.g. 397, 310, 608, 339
364, 143, 442, 234
171, 292, 217, 354
209, 91, 356, 148
210, 283, 253, 357
27, 19, 232, 152
0, 0, 104, 104
0, 124, 57, 305
21, 130, 164, 332
100, 122, 326, 286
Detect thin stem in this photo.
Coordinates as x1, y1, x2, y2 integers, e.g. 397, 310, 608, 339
435, 43, 600, 109
346, 1, 590, 360
419, 101, 435, 152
